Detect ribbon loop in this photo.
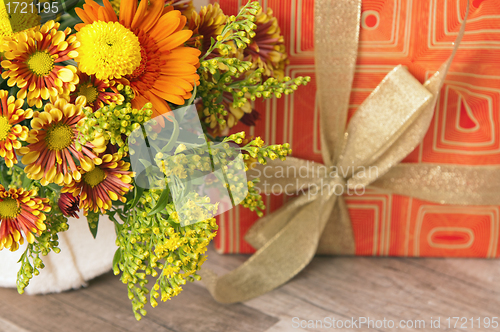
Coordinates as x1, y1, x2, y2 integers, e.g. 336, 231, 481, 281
338, 66, 433, 174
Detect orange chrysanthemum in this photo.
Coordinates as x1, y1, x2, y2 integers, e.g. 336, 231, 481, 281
201, 91, 252, 137
58, 192, 80, 219
1, 20, 80, 108
75, 0, 200, 120
244, 8, 288, 79
0, 186, 51, 252
70, 72, 124, 112
19, 96, 106, 186
166, 0, 196, 20
0, 90, 32, 167
188, 3, 226, 56
62, 153, 133, 215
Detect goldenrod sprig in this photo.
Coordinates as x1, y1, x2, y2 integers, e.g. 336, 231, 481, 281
16, 192, 69, 294
200, 1, 260, 61
113, 192, 217, 320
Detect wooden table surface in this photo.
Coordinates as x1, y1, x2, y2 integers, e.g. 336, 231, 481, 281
1, 245, 500, 332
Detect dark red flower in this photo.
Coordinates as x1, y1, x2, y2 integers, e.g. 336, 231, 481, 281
58, 193, 80, 219
240, 109, 260, 127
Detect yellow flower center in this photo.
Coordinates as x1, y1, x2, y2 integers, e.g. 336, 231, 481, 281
76, 21, 142, 80
0, 116, 11, 141
45, 123, 74, 151
27, 51, 55, 76
0, 198, 19, 218
83, 167, 106, 187
78, 84, 98, 104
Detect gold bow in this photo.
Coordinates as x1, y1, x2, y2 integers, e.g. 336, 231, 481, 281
201, 0, 500, 303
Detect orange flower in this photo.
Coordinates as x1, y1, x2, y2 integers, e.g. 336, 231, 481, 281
0, 90, 32, 167
70, 72, 124, 112
166, 0, 196, 20
243, 8, 288, 80
63, 153, 133, 214
58, 193, 80, 219
188, 3, 226, 56
75, 0, 200, 122
19, 96, 106, 186
1, 20, 79, 108
0, 186, 51, 252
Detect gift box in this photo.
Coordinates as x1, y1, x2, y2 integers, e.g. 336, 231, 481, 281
212, 0, 500, 257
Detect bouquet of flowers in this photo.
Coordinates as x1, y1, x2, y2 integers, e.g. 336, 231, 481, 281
0, 0, 309, 320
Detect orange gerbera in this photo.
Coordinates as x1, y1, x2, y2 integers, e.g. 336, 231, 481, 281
0, 186, 51, 252
75, 0, 200, 120
62, 153, 133, 215
1, 20, 79, 108
0, 90, 33, 167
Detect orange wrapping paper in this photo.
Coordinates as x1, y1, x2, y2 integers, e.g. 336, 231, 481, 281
212, 0, 500, 257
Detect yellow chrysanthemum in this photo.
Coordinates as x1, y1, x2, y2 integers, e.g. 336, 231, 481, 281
0, 0, 40, 51
0, 90, 32, 167
0, 186, 51, 252
76, 21, 142, 80
1, 20, 79, 108
62, 153, 133, 215
19, 95, 106, 186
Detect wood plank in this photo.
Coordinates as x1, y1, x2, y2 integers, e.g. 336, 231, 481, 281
2, 245, 500, 332
0, 257, 278, 332
204, 251, 500, 332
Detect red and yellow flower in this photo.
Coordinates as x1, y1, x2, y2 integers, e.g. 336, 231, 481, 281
63, 153, 133, 214
19, 96, 106, 186
0, 90, 33, 167
75, 0, 200, 121
0, 186, 51, 252
58, 192, 80, 219
70, 72, 124, 112
1, 20, 80, 108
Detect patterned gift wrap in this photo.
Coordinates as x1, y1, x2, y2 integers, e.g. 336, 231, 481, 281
212, 0, 500, 256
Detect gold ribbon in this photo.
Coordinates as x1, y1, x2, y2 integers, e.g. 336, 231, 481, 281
201, 0, 500, 303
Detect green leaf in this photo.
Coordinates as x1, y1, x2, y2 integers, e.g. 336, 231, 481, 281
160, 116, 180, 153
22, 174, 32, 190
87, 212, 99, 239
139, 158, 153, 169
0, 166, 8, 187
112, 248, 122, 268
183, 80, 198, 109
147, 188, 171, 216
129, 184, 144, 211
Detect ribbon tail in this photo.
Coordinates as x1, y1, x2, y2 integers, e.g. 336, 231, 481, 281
201, 194, 337, 303
370, 163, 500, 206
245, 193, 313, 249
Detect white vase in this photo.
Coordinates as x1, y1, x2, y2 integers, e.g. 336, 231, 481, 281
0, 212, 117, 294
